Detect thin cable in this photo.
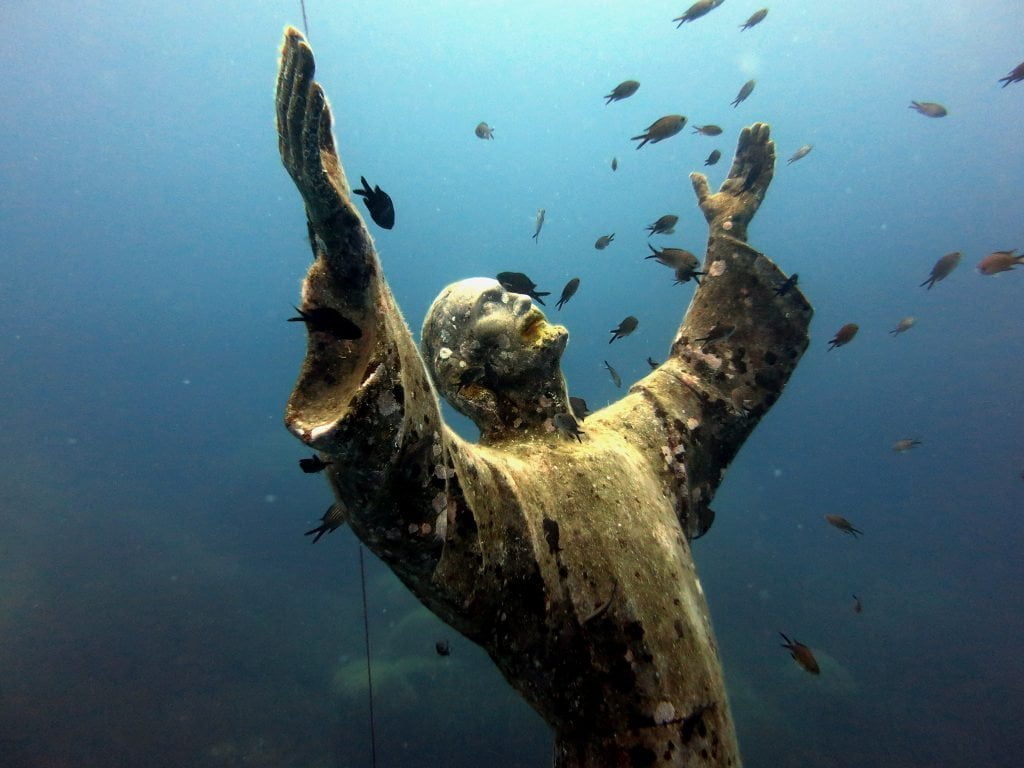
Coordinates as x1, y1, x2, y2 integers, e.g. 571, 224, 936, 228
358, 546, 378, 768
299, 0, 309, 37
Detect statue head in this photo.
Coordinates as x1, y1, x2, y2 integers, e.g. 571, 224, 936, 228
421, 278, 570, 440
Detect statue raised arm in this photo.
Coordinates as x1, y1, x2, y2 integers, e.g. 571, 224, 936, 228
275, 27, 811, 768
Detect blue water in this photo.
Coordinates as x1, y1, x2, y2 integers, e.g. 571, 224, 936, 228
1, 1, 1022, 766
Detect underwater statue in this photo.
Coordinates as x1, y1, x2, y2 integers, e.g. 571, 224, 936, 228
275, 27, 811, 768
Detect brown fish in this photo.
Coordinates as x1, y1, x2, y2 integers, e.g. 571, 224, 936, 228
825, 514, 862, 537
732, 79, 756, 107
998, 61, 1024, 88
304, 502, 347, 543
631, 115, 687, 149
909, 101, 947, 118
646, 215, 679, 237
892, 438, 922, 453
692, 124, 723, 136
889, 316, 915, 336
595, 234, 616, 250
609, 316, 639, 343
474, 122, 495, 139
605, 80, 640, 104
694, 323, 735, 349
920, 251, 961, 288
740, 8, 768, 30
977, 249, 1024, 275
555, 277, 580, 310
787, 144, 813, 164
645, 243, 698, 269
827, 323, 858, 351
603, 360, 622, 388
779, 633, 820, 675
673, 0, 725, 27
611, 157, 618, 171
553, 412, 585, 442
704, 149, 722, 166
852, 594, 863, 614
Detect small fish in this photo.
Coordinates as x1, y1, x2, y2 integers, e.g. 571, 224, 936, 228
299, 455, 332, 473
435, 640, 451, 657
646, 243, 698, 269
673, 0, 725, 27
787, 144, 813, 164
647, 357, 660, 369
353, 176, 395, 229
646, 215, 679, 237
556, 278, 580, 310
532, 208, 546, 242
704, 149, 722, 166
304, 502, 347, 543
569, 396, 590, 421
779, 632, 820, 675
998, 61, 1024, 88
289, 305, 363, 340
774, 273, 799, 296
609, 316, 639, 343
740, 8, 768, 30
553, 412, 585, 442
692, 124, 723, 136
611, 157, 618, 171
852, 595, 863, 614
977, 249, 1024, 275
889, 316, 915, 336
674, 265, 704, 286
694, 323, 735, 349
732, 79, 756, 107
595, 234, 616, 250
496, 271, 550, 305
920, 251, 961, 289
603, 360, 622, 388
825, 514, 863, 537
827, 323, 858, 351
475, 121, 495, 139
605, 80, 640, 104
892, 438, 922, 453
631, 115, 687, 149
909, 101, 947, 118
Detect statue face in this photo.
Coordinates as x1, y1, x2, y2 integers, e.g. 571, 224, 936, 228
422, 278, 568, 417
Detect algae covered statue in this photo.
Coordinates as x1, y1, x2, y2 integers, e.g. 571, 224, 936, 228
275, 27, 811, 768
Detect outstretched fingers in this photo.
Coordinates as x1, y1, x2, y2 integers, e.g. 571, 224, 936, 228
690, 172, 711, 206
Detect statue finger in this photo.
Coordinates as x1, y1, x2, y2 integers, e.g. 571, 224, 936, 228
284, 37, 316, 174
276, 28, 305, 162
690, 172, 711, 206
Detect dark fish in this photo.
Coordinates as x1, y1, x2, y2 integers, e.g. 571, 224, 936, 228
631, 115, 687, 149
998, 61, 1024, 87
595, 233, 616, 250
299, 455, 332, 473
740, 8, 768, 30
692, 124, 723, 136
569, 396, 590, 420
609, 316, 639, 343
674, 265, 704, 286
611, 157, 618, 171
353, 176, 395, 229
475, 121, 494, 139
605, 80, 640, 104
977, 249, 1024, 275
289, 305, 362, 340
556, 277, 580, 310
532, 208, 546, 242
889, 317, 915, 336
704, 149, 722, 166
603, 360, 622, 388
694, 323, 735, 349
909, 101, 947, 118
787, 144, 813, 164
435, 640, 451, 656
646, 215, 679, 237
732, 79, 756, 107
647, 244, 704, 284
825, 514, 862, 537
543, 517, 562, 554
553, 412, 585, 442
304, 502, 347, 543
892, 438, 922, 453
673, 0, 725, 27
647, 357, 660, 369
920, 251, 961, 288
852, 595, 863, 614
779, 633, 821, 675
775, 273, 799, 296
827, 323, 858, 351
496, 271, 550, 305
